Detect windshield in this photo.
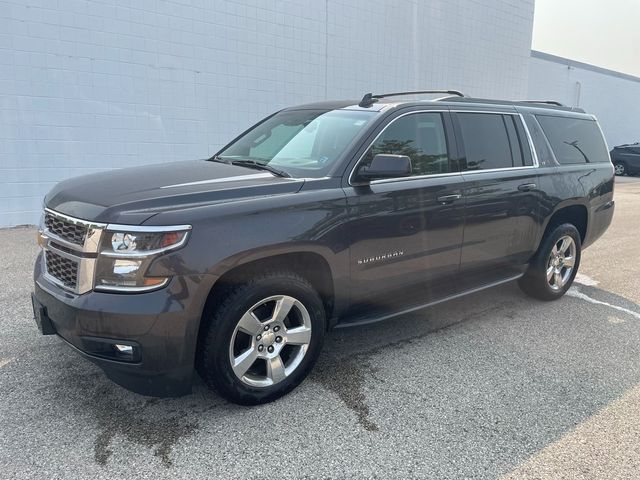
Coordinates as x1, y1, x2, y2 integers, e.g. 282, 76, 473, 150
215, 109, 377, 178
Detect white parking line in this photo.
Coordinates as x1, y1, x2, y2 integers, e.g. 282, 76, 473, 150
0, 358, 14, 369
567, 287, 640, 321
574, 272, 599, 286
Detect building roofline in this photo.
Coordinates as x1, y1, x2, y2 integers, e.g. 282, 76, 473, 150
531, 50, 640, 84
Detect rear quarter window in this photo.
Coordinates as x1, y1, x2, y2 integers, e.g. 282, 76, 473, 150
536, 115, 609, 164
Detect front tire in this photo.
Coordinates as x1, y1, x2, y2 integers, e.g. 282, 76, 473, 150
519, 223, 581, 301
197, 272, 325, 405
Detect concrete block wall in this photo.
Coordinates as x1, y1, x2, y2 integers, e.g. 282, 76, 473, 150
0, 0, 535, 226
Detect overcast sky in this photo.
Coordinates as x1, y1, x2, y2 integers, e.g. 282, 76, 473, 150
532, 0, 640, 77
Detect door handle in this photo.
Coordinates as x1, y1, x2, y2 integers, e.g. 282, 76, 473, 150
436, 193, 462, 204
517, 183, 537, 192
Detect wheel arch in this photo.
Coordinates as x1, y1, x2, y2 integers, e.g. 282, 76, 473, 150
197, 248, 340, 350
541, 203, 588, 246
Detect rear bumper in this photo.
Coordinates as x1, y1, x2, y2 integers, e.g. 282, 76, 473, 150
33, 253, 213, 397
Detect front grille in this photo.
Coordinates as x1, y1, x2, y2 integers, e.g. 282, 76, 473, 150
45, 250, 78, 290
45, 212, 87, 246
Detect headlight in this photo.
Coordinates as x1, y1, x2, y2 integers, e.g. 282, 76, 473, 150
94, 227, 190, 292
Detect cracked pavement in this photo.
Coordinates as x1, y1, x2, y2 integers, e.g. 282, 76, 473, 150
1, 177, 639, 479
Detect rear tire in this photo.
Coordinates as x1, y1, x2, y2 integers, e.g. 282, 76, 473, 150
519, 223, 581, 301
197, 271, 325, 405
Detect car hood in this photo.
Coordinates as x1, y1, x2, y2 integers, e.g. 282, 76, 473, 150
45, 160, 304, 224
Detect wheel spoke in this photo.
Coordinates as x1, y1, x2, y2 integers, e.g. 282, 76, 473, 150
286, 326, 312, 345
266, 355, 286, 383
237, 311, 263, 335
559, 237, 572, 255
554, 271, 563, 287
229, 294, 313, 388
546, 265, 554, 281
564, 256, 575, 268
232, 347, 258, 377
272, 296, 296, 323
551, 244, 558, 255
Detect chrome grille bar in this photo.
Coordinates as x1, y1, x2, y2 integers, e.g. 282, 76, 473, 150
39, 209, 106, 294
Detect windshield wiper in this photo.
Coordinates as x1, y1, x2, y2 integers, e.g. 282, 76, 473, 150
229, 159, 291, 178
209, 155, 291, 178
209, 154, 231, 164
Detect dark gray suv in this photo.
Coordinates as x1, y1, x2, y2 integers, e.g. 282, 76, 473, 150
32, 91, 615, 404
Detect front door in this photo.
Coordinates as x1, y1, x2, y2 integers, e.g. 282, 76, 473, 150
344, 110, 465, 310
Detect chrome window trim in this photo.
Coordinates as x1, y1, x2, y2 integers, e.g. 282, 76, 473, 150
459, 165, 537, 176
518, 112, 541, 168
450, 109, 520, 115
348, 109, 540, 187
369, 171, 463, 186
521, 113, 558, 166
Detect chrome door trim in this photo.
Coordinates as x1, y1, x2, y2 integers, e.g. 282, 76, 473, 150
348, 109, 541, 187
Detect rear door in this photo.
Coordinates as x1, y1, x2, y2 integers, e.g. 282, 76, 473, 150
452, 110, 541, 286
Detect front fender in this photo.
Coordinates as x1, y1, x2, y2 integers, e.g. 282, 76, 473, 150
144, 185, 351, 314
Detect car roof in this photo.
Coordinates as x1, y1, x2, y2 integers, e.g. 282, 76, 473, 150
284, 95, 592, 119
282, 100, 387, 112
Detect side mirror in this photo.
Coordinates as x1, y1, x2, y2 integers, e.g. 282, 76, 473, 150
357, 154, 412, 181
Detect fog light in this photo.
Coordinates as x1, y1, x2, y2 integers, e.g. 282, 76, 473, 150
114, 344, 133, 355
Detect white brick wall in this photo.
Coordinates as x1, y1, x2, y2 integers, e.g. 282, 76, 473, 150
0, 0, 534, 227
528, 51, 640, 149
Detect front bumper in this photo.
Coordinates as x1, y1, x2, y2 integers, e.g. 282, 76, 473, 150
33, 253, 213, 397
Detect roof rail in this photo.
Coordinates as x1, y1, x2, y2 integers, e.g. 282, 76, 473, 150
518, 100, 565, 107
359, 90, 465, 108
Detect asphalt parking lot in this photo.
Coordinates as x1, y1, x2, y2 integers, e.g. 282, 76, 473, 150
1, 176, 639, 480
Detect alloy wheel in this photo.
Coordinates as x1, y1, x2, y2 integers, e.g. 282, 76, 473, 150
546, 235, 576, 291
228, 295, 312, 388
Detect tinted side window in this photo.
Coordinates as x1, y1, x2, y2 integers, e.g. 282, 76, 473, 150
536, 115, 609, 164
458, 113, 513, 170
363, 112, 451, 176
